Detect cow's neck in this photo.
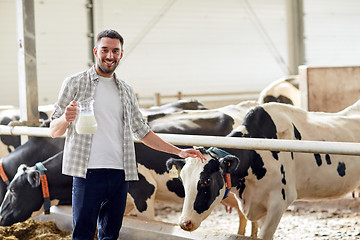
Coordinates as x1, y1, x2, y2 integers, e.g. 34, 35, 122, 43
2, 137, 62, 178
223, 148, 267, 199
223, 148, 251, 179
41, 160, 72, 203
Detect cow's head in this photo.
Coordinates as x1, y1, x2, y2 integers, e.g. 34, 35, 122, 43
0, 164, 43, 226
166, 149, 239, 232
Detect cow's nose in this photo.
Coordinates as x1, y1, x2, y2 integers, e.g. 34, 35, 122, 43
179, 220, 194, 231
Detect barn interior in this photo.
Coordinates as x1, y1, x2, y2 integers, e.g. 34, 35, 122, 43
0, 0, 360, 239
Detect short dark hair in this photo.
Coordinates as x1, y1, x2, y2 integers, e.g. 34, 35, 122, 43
96, 29, 124, 48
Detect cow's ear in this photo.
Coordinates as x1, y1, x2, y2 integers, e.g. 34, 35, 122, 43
166, 158, 186, 172
219, 155, 239, 173
27, 170, 41, 188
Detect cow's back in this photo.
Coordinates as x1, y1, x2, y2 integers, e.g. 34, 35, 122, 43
260, 102, 360, 142
252, 102, 360, 200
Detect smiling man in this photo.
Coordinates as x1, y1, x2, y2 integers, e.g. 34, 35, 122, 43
50, 29, 205, 240
95, 36, 122, 75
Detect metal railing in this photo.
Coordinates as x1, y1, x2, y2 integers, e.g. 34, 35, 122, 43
1, 125, 360, 156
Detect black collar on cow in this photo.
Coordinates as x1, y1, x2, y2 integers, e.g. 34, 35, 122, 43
0, 160, 10, 186
35, 162, 51, 215
207, 147, 232, 199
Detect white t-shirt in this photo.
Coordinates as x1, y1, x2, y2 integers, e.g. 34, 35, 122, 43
87, 76, 124, 169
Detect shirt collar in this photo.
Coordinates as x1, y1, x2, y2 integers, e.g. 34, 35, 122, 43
89, 65, 122, 86
88, 65, 98, 84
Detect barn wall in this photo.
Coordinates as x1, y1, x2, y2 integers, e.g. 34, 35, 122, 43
94, 0, 288, 102
1, 0, 18, 107
0, 0, 359, 108
299, 0, 360, 113
0, 0, 88, 107
303, 0, 360, 66
0, 0, 288, 107
34, 0, 89, 105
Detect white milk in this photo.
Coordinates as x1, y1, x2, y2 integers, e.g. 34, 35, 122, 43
76, 113, 97, 134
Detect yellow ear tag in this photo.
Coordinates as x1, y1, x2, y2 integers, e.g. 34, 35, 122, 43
169, 165, 179, 178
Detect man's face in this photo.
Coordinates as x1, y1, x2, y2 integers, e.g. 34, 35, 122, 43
94, 37, 123, 77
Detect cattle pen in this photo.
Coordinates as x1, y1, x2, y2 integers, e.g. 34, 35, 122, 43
2, 0, 360, 238
1, 125, 360, 240
1, 125, 360, 156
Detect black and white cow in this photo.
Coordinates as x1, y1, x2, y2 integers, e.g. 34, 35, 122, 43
257, 76, 300, 107
127, 143, 257, 236
0, 121, 65, 204
140, 99, 207, 116
146, 100, 258, 135
130, 100, 257, 220
168, 100, 360, 240
0, 109, 21, 157
0, 151, 72, 226
147, 111, 234, 136
0, 107, 52, 158
126, 101, 259, 236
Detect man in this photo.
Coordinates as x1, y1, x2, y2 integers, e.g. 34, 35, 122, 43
50, 29, 205, 240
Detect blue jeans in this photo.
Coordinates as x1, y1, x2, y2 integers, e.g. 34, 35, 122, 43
72, 169, 129, 240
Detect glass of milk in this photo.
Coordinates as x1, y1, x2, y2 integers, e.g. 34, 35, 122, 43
75, 99, 97, 134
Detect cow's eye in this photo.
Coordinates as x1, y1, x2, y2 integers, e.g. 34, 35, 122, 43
200, 178, 211, 187
8, 187, 16, 195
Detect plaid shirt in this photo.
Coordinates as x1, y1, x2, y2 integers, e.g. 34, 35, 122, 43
51, 66, 150, 180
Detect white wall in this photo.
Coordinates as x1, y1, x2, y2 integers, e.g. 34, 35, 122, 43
0, 0, 359, 107
0, 0, 18, 106
95, 0, 288, 100
0, 0, 88, 106
35, 0, 89, 104
303, 0, 360, 66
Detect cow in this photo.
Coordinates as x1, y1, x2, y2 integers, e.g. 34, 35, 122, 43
125, 100, 259, 236
147, 100, 258, 136
0, 109, 21, 157
140, 99, 207, 116
258, 76, 300, 107
147, 111, 234, 136
0, 107, 53, 158
0, 151, 72, 226
0, 120, 65, 204
0, 147, 255, 235
167, 100, 360, 240
128, 143, 258, 236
